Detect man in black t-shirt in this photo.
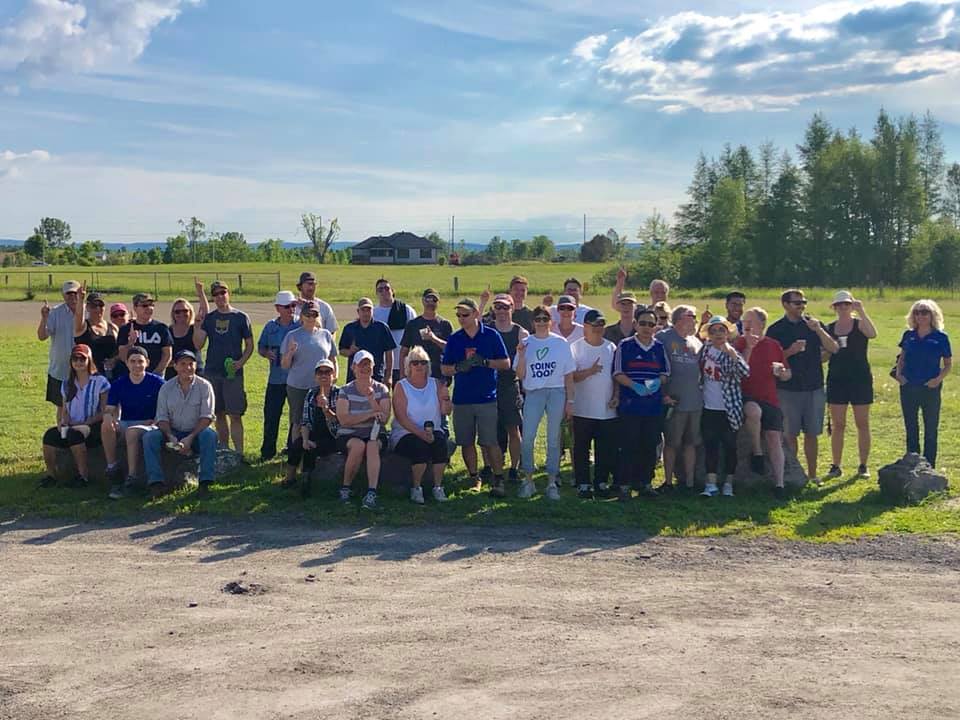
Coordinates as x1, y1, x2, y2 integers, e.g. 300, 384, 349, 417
400, 288, 453, 382
338, 297, 397, 383
117, 293, 173, 376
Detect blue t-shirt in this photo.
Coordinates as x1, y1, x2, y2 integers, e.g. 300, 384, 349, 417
258, 317, 301, 385
900, 329, 951, 386
442, 324, 508, 405
338, 320, 397, 382
106, 372, 165, 422
613, 337, 671, 416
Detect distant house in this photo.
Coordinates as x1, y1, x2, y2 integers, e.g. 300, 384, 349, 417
350, 231, 439, 265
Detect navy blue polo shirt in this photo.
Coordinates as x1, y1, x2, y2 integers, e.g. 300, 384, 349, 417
900, 329, 951, 386
442, 323, 508, 405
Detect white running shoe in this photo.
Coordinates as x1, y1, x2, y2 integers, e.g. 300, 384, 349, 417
518, 479, 536, 499
546, 483, 561, 501
410, 486, 424, 505
721, 481, 734, 497
701, 483, 719, 497
432, 486, 448, 502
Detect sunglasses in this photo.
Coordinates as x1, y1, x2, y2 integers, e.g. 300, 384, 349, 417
533, 316, 550, 323
585, 321, 606, 328
64, 291, 78, 296
136, 303, 155, 308
914, 308, 931, 315
635, 320, 656, 327
87, 301, 104, 308
302, 311, 319, 318
788, 299, 808, 306
558, 306, 575, 311
708, 327, 728, 334
376, 285, 391, 292
111, 312, 126, 318
173, 309, 190, 315
316, 368, 334, 374
456, 312, 473, 318
493, 304, 511, 311
410, 359, 429, 366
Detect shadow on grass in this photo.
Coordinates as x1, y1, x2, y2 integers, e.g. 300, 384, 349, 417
795, 488, 895, 538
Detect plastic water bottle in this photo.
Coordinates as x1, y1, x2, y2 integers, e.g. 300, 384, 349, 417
370, 419, 380, 441
224, 356, 236, 379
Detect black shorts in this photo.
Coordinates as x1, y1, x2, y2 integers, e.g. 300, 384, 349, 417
42, 422, 102, 449
336, 433, 387, 455
46, 375, 63, 406
744, 398, 784, 432
497, 381, 522, 428
826, 380, 873, 406
394, 432, 450, 465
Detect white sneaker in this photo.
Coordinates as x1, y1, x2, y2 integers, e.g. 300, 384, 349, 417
518, 479, 536, 499
721, 481, 734, 497
432, 486, 448, 502
810, 475, 822, 487
410, 486, 425, 505
545, 483, 561, 501
701, 483, 719, 497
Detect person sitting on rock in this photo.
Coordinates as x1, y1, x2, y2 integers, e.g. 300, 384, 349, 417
40, 343, 110, 489
283, 359, 341, 497
102, 346, 165, 500
142, 350, 217, 499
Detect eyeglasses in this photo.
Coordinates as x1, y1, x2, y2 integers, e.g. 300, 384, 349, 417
302, 311, 319, 318
493, 304, 511, 311
586, 321, 606, 328
173, 309, 189, 315
136, 303, 155, 309
376, 285, 391, 292
212, 291, 227, 297
788, 299, 807, 306
914, 308, 931, 315
316, 368, 334, 374
533, 316, 550, 323
558, 306, 575, 311
277, 303, 297, 310
455, 312, 473, 319
410, 359, 429, 366
635, 320, 656, 327
87, 301, 104, 308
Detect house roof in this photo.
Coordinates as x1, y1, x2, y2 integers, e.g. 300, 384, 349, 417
353, 231, 436, 251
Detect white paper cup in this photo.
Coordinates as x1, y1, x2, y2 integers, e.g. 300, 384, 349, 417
772, 362, 784, 377
60, 426, 69, 440
838, 335, 848, 349
419, 328, 430, 339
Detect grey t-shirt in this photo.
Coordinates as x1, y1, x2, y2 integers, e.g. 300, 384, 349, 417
202, 309, 253, 378
656, 327, 703, 412
280, 326, 337, 390
46, 303, 76, 381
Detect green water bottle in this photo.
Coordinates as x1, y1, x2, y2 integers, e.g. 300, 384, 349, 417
224, 356, 236, 379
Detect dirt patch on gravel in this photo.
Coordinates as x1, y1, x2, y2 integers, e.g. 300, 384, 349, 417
1, 517, 959, 720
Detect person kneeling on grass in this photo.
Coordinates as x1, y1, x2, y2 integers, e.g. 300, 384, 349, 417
335, 350, 391, 510
40, 344, 110, 489
102, 346, 165, 499
283, 359, 341, 497
142, 350, 217, 498
391, 346, 452, 505
698, 317, 750, 498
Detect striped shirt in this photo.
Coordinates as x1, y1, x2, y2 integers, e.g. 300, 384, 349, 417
336, 380, 389, 439
302, 385, 341, 437
61, 374, 110, 424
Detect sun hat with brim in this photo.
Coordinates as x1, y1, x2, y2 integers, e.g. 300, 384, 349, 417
61, 280, 80, 294
357, 297, 374, 309
274, 290, 297, 306
315, 358, 336, 371
706, 316, 735, 332
831, 290, 855, 305
557, 294, 577, 309
71, 344, 93, 359
352, 349, 375, 366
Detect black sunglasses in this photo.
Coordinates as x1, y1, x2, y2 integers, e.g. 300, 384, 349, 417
410, 359, 429, 366
635, 320, 656, 327
914, 308, 931, 315
111, 312, 126, 317
212, 291, 227, 297
456, 312, 472, 318
788, 299, 808, 306
533, 316, 550, 323
173, 309, 189, 315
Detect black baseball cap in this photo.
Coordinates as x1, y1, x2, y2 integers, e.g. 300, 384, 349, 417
175, 349, 198, 362
583, 309, 606, 325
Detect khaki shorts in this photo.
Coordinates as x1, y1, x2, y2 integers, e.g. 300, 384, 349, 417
209, 375, 247, 416
663, 408, 702, 449
452, 402, 499, 447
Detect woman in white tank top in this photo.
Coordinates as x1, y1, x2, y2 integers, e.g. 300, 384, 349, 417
391, 347, 452, 504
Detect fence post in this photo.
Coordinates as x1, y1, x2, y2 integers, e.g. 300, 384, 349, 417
154, 272, 159, 300
27, 272, 31, 293
238, 274, 243, 291
453, 276, 459, 293
276, 272, 281, 292
48, 273, 52, 288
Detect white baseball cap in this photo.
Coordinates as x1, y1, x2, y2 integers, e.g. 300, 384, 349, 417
352, 349, 375, 366
274, 290, 297, 305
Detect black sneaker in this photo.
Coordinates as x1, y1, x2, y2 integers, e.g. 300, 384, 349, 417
639, 484, 658, 499
657, 481, 675, 494
577, 484, 594, 499
750, 454, 765, 475
108, 483, 125, 500
507, 468, 520, 484
618, 486, 632, 502
595, 482, 611, 498
148, 482, 166, 499
480, 466, 493, 482
773, 485, 786, 500
826, 464, 842, 479
196, 482, 211, 499
106, 464, 122, 485
66, 474, 88, 489
489, 478, 506, 498
857, 464, 870, 478
361, 490, 379, 511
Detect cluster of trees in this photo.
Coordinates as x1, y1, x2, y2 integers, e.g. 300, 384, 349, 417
457, 234, 560, 265
626, 109, 960, 288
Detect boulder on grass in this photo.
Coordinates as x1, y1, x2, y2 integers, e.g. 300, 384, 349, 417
685, 428, 807, 492
878, 453, 948, 503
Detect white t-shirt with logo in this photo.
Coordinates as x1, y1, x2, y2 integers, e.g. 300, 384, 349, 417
702, 346, 726, 411
515, 333, 576, 392
570, 338, 617, 420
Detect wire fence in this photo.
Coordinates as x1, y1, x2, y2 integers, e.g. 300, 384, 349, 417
0, 270, 282, 301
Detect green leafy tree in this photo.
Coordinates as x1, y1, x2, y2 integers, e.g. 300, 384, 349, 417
529, 234, 555, 260
580, 233, 614, 262
301, 213, 340, 264
946, 163, 960, 227
178, 217, 206, 263
486, 235, 508, 262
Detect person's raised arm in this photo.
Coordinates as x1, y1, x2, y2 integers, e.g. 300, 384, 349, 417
852, 300, 878, 339
38, 300, 51, 341
610, 266, 626, 311
514, 340, 528, 381
73, 284, 87, 337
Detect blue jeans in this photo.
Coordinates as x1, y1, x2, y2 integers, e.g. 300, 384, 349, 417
143, 427, 218, 485
521, 387, 566, 477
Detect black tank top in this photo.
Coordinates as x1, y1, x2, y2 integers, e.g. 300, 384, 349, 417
166, 329, 204, 380
827, 318, 871, 384
494, 322, 521, 386
74, 321, 118, 375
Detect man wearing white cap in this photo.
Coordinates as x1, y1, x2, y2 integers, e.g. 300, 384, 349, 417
37, 279, 81, 411
257, 290, 302, 461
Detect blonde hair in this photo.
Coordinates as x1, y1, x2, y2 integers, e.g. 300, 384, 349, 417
404, 345, 431, 377
746, 306, 768, 327
906, 299, 945, 331
170, 297, 195, 324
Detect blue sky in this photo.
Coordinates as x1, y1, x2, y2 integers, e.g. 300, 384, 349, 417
2, 0, 959, 245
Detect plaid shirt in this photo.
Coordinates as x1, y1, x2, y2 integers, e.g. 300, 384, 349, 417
698, 345, 750, 430
302, 384, 340, 437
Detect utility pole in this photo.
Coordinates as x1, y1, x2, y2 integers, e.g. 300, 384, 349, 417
451, 215, 455, 256
583, 213, 586, 244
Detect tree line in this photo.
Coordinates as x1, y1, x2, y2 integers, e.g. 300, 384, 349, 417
605, 108, 960, 289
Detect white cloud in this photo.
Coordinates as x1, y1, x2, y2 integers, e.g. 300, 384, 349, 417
0, 148, 51, 179
572, 34, 608, 62
572, 0, 960, 112
0, 0, 200, 88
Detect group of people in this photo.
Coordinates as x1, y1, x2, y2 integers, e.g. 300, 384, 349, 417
37, 271, 951, 508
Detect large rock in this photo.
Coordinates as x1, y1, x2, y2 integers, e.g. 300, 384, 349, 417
878, 453, 948, 503
683, 428, 807, 492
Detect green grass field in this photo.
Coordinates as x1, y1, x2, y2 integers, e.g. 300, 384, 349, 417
1, 266, 958, 540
